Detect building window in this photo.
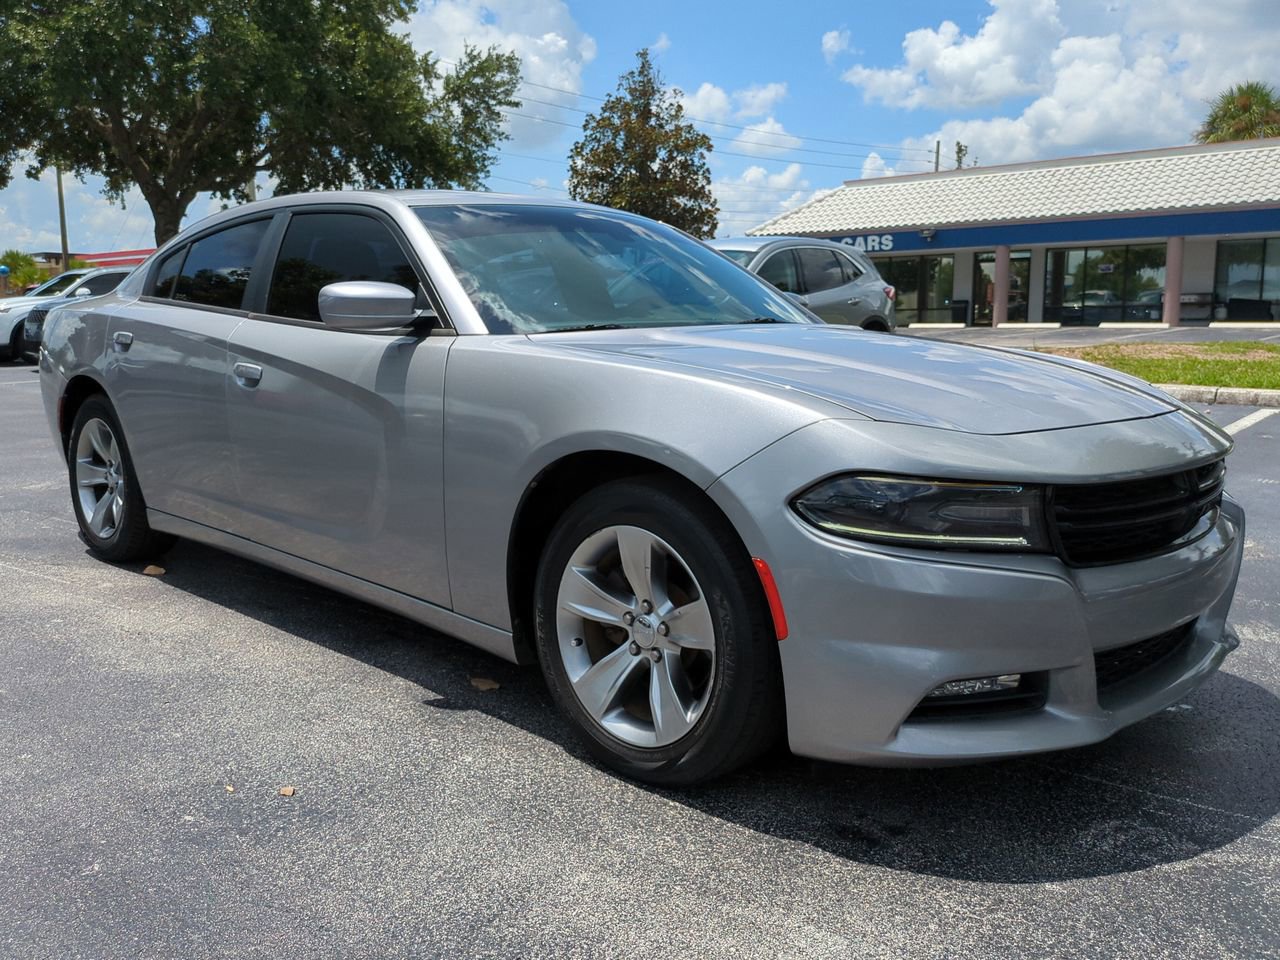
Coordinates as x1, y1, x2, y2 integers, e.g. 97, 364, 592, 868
872, 254, 955, 324
1044, 244, 1166, 323
973, 250, 1031, 323
1215, 238, 1280, 318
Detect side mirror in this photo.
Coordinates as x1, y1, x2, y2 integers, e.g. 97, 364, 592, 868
318, 281, 417, 330
73, 286, 92, 297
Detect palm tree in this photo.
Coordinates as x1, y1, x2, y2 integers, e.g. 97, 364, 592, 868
1196, 81, 1280, 143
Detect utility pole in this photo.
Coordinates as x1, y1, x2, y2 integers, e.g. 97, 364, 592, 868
934, 140, 941, 172
55, 166, 69, 269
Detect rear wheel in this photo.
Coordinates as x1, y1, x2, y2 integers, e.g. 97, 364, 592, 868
6, 322, 20, 362
534, 477, 783, 785
68, 396, 173, 562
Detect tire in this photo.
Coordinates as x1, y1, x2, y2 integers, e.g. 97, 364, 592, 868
5, 321, 19, 362
67, 395, 174, 563
533, 476, 783, 785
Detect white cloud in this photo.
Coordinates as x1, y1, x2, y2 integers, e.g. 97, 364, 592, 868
407, 1, 597, 148
843, 0, 1065, 109
866, 0, 1280, 167
679, 82, 734, 122
859, 152, 898, 179
650, 32, 671, 54
821, 29, 850, 63
730, 117, 803, 157
734, 82, 788, 118
712, 163, 835, 236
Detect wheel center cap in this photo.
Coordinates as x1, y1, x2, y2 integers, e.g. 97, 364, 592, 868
632, 614, 658, 648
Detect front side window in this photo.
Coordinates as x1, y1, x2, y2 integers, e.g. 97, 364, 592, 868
797, 248, 846, 293
414, 204, 812, 333
757, 252, 800, 293
174, 219, 270, 310
80, 272, 126, 296
267, 213, 419, 322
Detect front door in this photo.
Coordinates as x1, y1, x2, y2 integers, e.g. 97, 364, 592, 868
222, 209, 453, 607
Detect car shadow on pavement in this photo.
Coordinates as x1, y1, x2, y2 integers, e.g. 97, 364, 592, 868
137, 539, 1280, 885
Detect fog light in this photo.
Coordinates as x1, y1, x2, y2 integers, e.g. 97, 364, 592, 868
926, 674, 1022, 698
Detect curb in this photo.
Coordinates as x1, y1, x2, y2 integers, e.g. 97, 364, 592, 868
1157, 384, 1280, 408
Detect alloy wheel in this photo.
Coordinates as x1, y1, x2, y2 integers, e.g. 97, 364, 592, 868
555, 524, 717, 748
74, 417, 126, 540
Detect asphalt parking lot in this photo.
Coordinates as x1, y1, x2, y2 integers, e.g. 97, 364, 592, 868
1, 359, 1277, 959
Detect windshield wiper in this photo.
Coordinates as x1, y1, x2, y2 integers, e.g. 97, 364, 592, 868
547, 323, 628, 333
741, 317, 788, 324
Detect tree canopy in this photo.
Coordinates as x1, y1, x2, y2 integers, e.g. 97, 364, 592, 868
0, 249, 44, 290
568, 50, 718, 238
0, 1, 521, 243
1196, 81, 1280, 143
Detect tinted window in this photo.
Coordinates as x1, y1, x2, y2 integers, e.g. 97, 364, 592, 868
798, 248, 846, 293
80, 272, 126, 295
152, 248, 185, 298
267, 213, 418, 321
757, 252, 799, 293
174, 219, 269, 309
837, 253, 864, 283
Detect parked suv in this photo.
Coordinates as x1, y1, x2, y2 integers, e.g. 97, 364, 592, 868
709, 236, 896, 331
3, 267, 132, 361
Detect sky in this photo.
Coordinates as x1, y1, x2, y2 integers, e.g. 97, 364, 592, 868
3, 0, 1280, 253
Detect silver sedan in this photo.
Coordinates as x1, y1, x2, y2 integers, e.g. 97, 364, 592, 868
38, 191, 1244, 785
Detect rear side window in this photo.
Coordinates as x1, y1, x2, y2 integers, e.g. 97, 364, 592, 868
266, 213, 418, 322
758, 251, 799, 293
837, 253, 864, 283
174, 219, 270, 309
151, 248, 186, 298
798, 247, 847, 293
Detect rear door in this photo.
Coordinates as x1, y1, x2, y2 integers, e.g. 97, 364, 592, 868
105, 216, 272, 527
796, 246, 870, 327
222, 207, 453, 606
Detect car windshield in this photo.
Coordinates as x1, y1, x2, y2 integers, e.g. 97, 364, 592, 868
29, 272, 84, 297
414, 204, 813, 333
716, 249, 755, 267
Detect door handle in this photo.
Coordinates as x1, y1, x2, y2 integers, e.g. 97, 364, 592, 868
112, 331, 133, 351
847, 297, 864, 305
233, 362, 263, 387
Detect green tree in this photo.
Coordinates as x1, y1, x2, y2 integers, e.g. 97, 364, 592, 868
0, 249, 44, 290
0, 1, 521, 244
568, 50, 717, 238
1196, 81, 1280, 143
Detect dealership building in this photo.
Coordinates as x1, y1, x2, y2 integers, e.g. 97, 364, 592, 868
750, 138, 1280, 327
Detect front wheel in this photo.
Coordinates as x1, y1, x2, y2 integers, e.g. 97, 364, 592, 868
67, 396, 173, 562
533, 477, 783, 785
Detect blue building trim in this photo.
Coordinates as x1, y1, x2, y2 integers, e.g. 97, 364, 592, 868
829, 207, 1280, 254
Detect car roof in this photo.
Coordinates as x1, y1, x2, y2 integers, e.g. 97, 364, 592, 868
707, 236, 869, 257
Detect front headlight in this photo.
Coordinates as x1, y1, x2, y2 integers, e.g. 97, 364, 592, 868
791, 474, 1050, 552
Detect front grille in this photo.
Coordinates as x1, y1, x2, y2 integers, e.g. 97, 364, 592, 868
1094, 620, 1196, 693
1050, 461, 1224, 566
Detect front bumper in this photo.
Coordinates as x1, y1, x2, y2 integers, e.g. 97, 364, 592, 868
709, 417, 1244, 765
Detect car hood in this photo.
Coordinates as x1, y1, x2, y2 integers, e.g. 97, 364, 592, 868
540, 324, 1179, 435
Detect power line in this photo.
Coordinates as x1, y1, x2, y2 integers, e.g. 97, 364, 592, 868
511, 77, 936, 156
517, 96, 933, 163
501, 111, 932, 172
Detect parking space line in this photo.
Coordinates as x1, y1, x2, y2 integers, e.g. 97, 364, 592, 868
1223, 409, 1278, 435
0, 378, 39, 386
